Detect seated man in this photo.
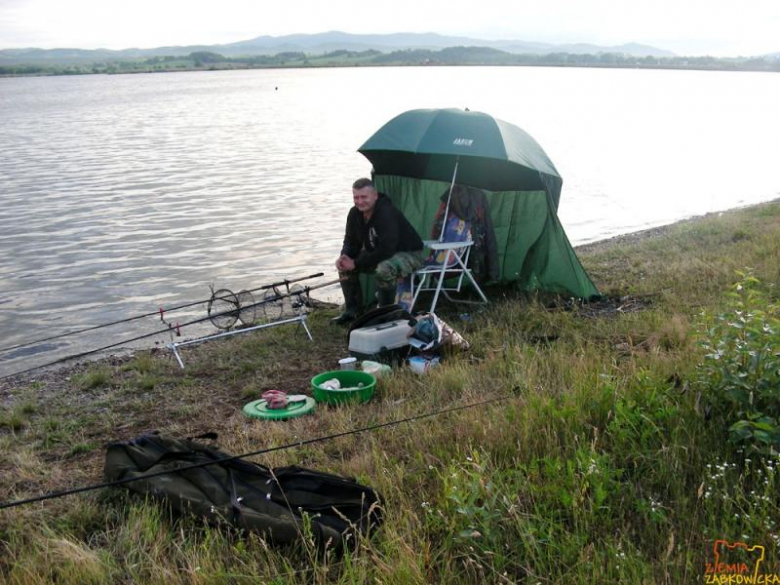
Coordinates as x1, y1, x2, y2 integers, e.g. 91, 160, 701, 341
332, 178, 424, 324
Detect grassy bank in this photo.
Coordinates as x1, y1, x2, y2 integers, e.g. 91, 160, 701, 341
1, 201, 779, 583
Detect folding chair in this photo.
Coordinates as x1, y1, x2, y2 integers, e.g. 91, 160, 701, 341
408, 212, 489, 314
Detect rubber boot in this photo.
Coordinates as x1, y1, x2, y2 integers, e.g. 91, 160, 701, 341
331, 275, 362, 325
376, 287, 397, 308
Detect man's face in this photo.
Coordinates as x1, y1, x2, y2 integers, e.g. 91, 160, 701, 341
353, 186, 378, 214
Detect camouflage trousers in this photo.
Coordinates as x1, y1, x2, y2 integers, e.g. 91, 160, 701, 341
343, 250, 425, 292
374, 250, 426, 290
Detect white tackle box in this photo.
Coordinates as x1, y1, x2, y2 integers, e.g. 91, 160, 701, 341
348, 319, 413, 362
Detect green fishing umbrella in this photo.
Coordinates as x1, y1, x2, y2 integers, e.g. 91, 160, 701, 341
358, 108, 564, 209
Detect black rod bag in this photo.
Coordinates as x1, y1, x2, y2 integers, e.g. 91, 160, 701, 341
104, 433, 383, 549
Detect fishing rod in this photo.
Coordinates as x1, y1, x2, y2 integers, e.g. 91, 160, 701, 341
0, 272, 324, 355
0, 276, 343, 381
168, 276, 346, 368
0, 394, 510, 511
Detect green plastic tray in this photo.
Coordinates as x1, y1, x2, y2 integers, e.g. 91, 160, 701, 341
243, 396, 316, 420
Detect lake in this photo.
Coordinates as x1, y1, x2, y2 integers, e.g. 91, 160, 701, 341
1, 66, 778, 376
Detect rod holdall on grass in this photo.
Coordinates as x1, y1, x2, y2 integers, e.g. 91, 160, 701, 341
104, 432, 383, 550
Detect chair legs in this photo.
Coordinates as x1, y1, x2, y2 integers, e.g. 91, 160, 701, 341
409, 248, 488, 314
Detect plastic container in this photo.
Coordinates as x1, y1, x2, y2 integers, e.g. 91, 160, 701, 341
361, 360, 392, 378
408, 355, 441, 375
338, 357, 358, 370
311, 370, 376, 405
348, 320, 412, 360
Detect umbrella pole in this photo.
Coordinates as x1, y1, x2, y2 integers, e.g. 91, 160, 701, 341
439, 158, 459, 243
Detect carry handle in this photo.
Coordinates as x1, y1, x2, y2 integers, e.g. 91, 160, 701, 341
375, 322, 397, 331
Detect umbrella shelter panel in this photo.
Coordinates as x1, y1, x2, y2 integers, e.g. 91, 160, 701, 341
374, 175, 599, 300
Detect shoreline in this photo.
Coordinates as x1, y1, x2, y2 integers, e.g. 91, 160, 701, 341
2, 197, 778, 388
574, 197, 780, 254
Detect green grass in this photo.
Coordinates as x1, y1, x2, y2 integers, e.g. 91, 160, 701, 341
1, 200, 779, 583
73, 367, 112, 390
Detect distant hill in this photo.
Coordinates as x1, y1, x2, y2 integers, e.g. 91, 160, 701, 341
0, 31, 677, 65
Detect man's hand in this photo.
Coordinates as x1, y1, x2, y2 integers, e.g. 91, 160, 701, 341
335, 254, 356, 272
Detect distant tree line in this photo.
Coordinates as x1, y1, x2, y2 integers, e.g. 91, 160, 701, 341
2, 46, 778, 77
371, 46, 780, 72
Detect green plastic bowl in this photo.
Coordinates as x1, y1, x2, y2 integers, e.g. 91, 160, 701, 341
311, 370, 376, 405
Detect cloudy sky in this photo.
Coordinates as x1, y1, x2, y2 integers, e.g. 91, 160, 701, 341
0, 0, 778, 57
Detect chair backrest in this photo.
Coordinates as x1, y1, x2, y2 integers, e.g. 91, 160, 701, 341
427, 212, 472, 268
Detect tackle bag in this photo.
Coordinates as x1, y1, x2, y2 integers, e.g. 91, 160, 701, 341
408, 312, 470, 353
348, 303, 413, 334
104, 432, 383, 550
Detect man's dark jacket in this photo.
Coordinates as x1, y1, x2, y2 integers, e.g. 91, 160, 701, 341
341, 194, 423, 272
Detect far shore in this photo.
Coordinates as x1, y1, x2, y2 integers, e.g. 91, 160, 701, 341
2, 47, 779, 78
2, 61, 779, 80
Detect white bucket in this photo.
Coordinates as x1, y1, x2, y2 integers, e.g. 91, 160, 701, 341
338, 357, 358, 370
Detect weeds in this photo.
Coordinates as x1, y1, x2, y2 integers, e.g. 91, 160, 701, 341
698, 271, 780, 455
74, 367, 111, 390
700, 455, 780, 550
0, 399, 36, 431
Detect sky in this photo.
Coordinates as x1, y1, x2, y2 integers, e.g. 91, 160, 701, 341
0, 0, 778, 57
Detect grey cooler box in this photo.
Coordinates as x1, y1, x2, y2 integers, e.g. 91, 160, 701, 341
348, 319, 413, 363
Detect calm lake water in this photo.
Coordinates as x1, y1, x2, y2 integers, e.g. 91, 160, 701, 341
1, 66, 779, 376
